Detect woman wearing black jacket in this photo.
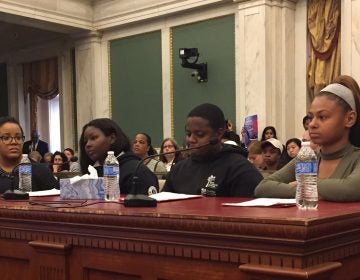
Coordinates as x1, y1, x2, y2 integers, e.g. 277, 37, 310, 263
79, 118, 159, 195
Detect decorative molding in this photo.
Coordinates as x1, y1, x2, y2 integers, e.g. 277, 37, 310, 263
107, 41, 112, 118
0, 0, 93, 31
93, 0, 231, 30
239, 262, 342, 279
170, 29, 174, 137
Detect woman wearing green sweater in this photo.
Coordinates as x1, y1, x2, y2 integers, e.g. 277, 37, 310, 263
255, 75, 360, 201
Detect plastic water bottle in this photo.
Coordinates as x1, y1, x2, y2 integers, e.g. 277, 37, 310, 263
19, 154, 32, 192
103, 151, 120, 201
295, 142, 318, 210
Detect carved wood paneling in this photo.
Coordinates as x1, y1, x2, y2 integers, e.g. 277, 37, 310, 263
0, 198, 359, 279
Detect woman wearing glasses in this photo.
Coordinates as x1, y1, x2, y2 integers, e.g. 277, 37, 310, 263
0, 116, 59, 193
159, 138, 184, 171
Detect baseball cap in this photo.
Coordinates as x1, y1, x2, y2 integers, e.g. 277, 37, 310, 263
261, 138, 283, 153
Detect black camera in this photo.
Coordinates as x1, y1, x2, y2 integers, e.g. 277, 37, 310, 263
179, 47, 207, 83
179, 48, 199, 59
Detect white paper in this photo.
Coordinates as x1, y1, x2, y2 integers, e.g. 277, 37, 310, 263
70, 165, 98, 184
222, 198, 296, 207
28, 188, 60, 197
150, 192, 202, 202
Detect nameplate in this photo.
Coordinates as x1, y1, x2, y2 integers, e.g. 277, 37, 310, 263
60, 178, 104, 199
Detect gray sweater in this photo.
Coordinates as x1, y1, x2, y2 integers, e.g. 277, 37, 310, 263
255, 144, 360, 201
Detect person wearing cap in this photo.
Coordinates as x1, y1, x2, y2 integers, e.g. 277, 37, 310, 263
255, 75, 360, 202
261, 138, 283, 171
163, 103, 263, 197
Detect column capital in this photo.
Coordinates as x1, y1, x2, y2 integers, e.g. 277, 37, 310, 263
72, 31, 103, 46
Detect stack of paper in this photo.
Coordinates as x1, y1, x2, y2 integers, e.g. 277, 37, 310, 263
150, 192, 202, 202
28, 188, 60, 197
222, 198, 296, 207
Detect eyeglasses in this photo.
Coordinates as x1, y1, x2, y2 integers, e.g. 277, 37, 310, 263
163, 145, 174, 149
0, 135, 25, 144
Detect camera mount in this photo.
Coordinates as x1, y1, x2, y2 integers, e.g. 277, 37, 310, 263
179, 48, 208, 83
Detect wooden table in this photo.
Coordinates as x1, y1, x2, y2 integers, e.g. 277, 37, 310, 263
0, 196, 359, 280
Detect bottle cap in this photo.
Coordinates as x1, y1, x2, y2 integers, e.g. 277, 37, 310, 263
107, 151, 114, 155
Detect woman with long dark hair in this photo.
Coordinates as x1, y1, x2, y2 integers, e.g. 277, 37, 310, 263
79, 118, 158, 195
256, 75, 360, 201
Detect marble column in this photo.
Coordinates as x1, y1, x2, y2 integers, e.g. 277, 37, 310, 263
235, 0, 298, 143
74, 31, 108, 136
342, 0, 360, 83
59, 48, 76, 150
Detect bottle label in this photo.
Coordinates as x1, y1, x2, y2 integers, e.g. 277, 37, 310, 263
19, 165, 32, 175
295, 162, 317, 174
103, 165, 119, 176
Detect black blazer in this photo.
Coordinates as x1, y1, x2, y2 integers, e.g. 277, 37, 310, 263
22, 139, 49, 157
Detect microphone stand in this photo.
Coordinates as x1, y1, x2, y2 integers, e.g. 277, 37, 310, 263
3, 174, 29, 200
123, 138, 219, 207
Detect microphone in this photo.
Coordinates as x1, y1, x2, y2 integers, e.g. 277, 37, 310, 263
123, 137, 219, 207
2, 174, 29, 200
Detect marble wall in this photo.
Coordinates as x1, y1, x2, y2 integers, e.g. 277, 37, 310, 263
342, 0, 360, 83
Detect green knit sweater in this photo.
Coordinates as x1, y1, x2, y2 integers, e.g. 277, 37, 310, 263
255, 144, 360, 201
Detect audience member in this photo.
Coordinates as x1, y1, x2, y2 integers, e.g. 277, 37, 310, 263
301, 115, 312, 141
221, 130, 248, 158
255, 75, 360, 201
276, 138, 302, 169
260, 126, 277, 141
302, 115, 311, 130
63, 147, 81, 172
29, 151, 42, 163
132, 132, 167, 173
225, 119, 241, 145
0, 116, 59, 193
79, 118, 158, 195
159, 138, 183, 171
42, 152, 53, 164
163, 103, 263, 197
22, 129, 49, 157
286, 138, 302, 159
247, 140, 265, 170
51, 151, 70, 173
261, 138, 283, 171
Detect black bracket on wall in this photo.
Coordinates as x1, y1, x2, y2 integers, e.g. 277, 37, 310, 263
179, 48, 208, 83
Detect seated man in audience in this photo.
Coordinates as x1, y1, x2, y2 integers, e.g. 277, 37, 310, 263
22, 129, 49, 157
163, 103, 263, 197
261, 138, 283, 171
